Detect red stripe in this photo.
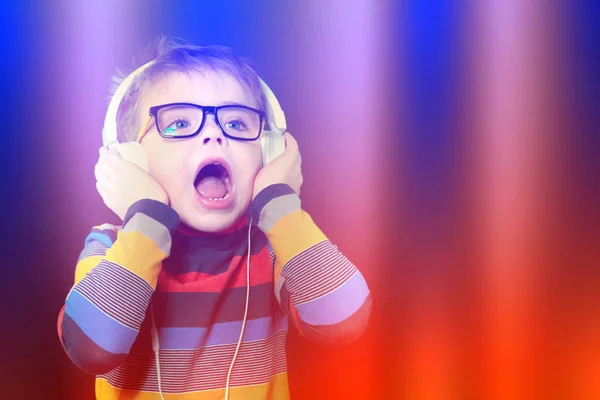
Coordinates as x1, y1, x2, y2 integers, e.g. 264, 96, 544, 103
282, 240, 358, 304
156, 247, 273, 293
101, 331, 287, 392
57, 305, 65, 348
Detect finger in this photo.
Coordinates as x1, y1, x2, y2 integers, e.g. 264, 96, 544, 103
288, 148, 301, 169
297, 176, 303, 196
284, 132, 298, 150
96, 181, 106, 199
95, 159, 116, 181
97, 177, 120, 206
95, 159, 118, 187
96, 173, 117, 193
99, 146, 113, 164
107, 145, 126, 166
94, 163, 106, 182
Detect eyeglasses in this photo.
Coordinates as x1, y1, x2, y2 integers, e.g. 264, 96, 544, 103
148, 103, 266, 141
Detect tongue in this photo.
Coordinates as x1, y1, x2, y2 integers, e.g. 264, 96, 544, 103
196, 176, 228, 199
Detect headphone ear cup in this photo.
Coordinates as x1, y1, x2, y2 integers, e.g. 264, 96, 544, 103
111, 142, 150, 172
261, 130, 286, 165
258, 77, 286, 165
103, 61, 154, 147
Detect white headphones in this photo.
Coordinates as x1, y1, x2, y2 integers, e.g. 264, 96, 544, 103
101, 60, 287, 167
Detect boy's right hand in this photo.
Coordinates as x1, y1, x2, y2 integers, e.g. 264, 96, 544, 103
94, 146, 169, 221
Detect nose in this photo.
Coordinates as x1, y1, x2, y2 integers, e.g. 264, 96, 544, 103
199, 114, 225, 146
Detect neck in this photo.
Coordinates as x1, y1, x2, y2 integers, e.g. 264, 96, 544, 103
177, 216, 248, 237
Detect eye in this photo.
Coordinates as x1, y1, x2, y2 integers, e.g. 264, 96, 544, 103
225, 120, 247, 131
164, 120, 191, 135
169, 120, 191, 130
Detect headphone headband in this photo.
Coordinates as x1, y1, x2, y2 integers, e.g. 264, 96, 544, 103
102, 60, 286, 146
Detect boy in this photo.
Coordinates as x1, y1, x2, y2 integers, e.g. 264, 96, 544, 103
57, 37, 372, 399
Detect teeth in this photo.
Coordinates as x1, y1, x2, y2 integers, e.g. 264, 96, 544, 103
207, 193, 230, 201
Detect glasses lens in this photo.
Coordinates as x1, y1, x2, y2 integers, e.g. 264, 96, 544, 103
157, 105, 203, 137
217, 106, 261, 139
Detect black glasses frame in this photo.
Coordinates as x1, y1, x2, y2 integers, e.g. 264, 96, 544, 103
148, 102, 266, 141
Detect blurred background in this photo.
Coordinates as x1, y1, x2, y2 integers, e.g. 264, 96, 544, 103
0, 0, 598, 399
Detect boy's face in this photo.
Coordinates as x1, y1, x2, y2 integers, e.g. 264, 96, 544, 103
137, 70, 263, 232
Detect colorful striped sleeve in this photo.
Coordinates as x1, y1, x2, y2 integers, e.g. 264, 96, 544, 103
249, 184, 372, 346
57, 199, 179, 375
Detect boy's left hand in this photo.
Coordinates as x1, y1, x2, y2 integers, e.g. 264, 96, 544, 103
253, 132, 303, 199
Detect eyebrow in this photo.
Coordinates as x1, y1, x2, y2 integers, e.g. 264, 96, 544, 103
152, 101, 258, 109
217, 101, 252, 107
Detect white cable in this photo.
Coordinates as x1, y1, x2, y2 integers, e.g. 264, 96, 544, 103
150, 220, 252, 400
224, 219, 252, 399
150, 301, 166, 400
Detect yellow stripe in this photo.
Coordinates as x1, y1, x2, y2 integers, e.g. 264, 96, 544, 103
74, 255, 104, 285
267, 209, 327, 266
105, 230, 165, 288
274, 260, 284, 280
95, 373, 289, 399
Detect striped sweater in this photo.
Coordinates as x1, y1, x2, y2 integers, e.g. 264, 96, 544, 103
57, 183, 372, 399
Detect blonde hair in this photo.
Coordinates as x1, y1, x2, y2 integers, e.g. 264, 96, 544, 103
110, 36, 266, 142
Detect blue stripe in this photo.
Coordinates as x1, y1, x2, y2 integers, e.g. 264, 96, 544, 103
61, 313, 127, 375
158, 315, 287, 350
85, 232, 114, 248
295, 271, 370, 325
64, 290, 137, 355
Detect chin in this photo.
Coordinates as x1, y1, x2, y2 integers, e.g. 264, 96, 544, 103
180, 209, 244, 234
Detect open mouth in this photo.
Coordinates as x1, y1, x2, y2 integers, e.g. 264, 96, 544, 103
194, 160, 234, 202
